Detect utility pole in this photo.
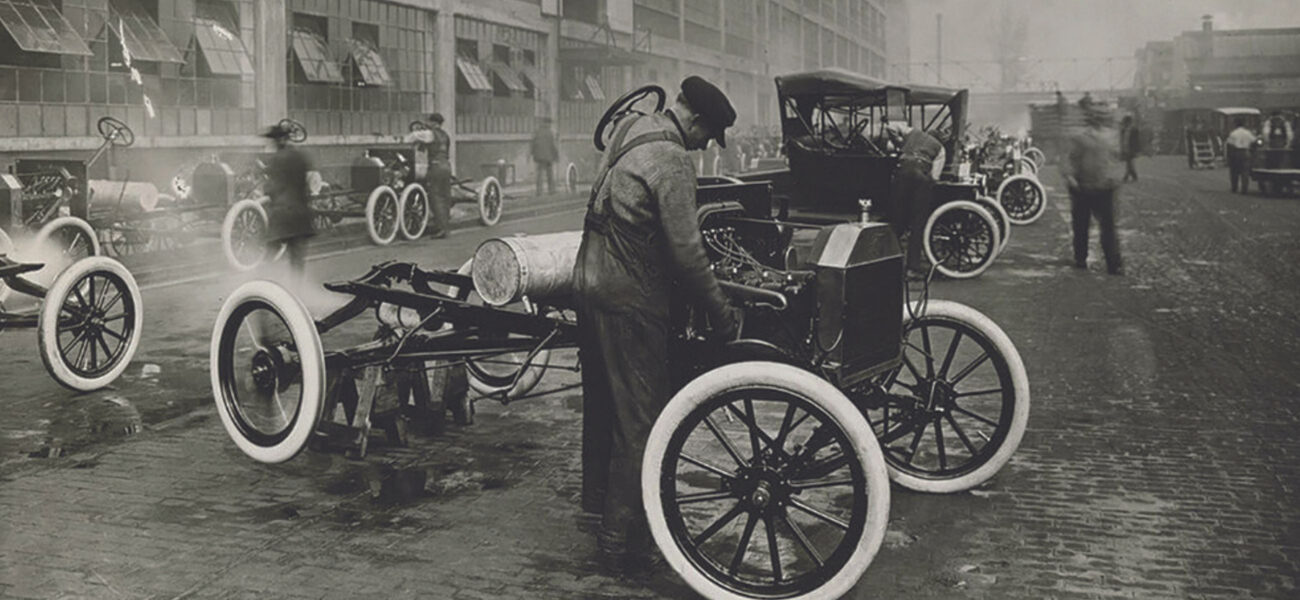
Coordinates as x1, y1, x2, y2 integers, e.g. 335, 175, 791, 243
936, 13, 943, 85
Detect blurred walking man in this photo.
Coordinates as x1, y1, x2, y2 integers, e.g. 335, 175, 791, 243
530, 116, 559, 196
263, 123, 314, 285
1061, 109, 1123, 275
1226, 119, 1257, 194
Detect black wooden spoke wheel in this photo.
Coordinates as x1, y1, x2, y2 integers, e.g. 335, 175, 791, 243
211, 280, 325, 464
645, 362, 889, 600
857, 300, 1030, 493
38, 257, 142, 391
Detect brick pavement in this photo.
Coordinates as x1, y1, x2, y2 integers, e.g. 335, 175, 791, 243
2, 156, 1299, 599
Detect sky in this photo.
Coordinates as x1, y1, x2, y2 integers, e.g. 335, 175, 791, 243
903, 0, 1300, 89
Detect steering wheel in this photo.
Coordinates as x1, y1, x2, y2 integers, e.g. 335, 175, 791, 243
409, 120, 429, 133
593, 84, 666, 151
278, 118, 308, 143
97, 116, 134, 147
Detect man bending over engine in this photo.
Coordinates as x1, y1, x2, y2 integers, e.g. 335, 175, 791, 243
884, 119, 946, 276
573, 76, 741, 576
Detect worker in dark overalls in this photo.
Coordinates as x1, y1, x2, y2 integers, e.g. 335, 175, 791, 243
573, 76, 741, 575
405, 113, 452, 237
884, 119, 947, 277
262, 123, 314, 285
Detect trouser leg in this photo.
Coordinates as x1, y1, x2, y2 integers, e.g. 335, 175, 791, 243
580, 308, 669, 556
906, 175, 934, 271
545, 163, 555, 194
427, 162, 451, 236
1094, 189, 1122, 273
1070, 188, 1092, 266
1125, 157, 1138, 181
535, 162, 545, 197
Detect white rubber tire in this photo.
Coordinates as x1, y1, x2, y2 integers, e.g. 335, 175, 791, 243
974, 195, 1012, 255
365, 185, 400, 246
0, 227, 13, 304
221, 198, 284, 271
209, 279, 325, 464
399, 183, 429, 240
452, 259, 550, 399
34, 216, 101, 262
1016, 157, 1038, 176
566, 162, 579, 193
644, 361, 890, 600
477, 176, 503, 227
923, 200, 1000, 279
38, 256, 143, 391
1024, 147, 1045, 169
996, 174, 1047, 225
886, 300, 1031, 493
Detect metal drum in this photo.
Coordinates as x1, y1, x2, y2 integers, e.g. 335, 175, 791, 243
88, 180, 161, 216
471, 230, 583, 306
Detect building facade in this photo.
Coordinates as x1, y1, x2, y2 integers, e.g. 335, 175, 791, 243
0, 0, 904, 190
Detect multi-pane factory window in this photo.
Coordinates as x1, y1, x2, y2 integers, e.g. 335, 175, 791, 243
286, 0, 432, 136
633, 0, 677, 41
454, 15, 541, 135
0, 0, 260, 138
683, 0, 717, 28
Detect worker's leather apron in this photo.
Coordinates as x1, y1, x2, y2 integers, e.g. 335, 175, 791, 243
573, 116, 681, 555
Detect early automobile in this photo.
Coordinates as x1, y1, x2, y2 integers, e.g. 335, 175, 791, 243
208, 83, 1030, 600
730, 69, 1015, 279
0, 244, 142, 391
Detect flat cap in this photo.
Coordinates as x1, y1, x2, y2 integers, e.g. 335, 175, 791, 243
428, 112, 445, 124
262, 123, 292, 139
681, 75, 736, 148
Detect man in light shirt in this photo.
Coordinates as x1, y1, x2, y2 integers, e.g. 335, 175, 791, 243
1225, 119, 1257, 194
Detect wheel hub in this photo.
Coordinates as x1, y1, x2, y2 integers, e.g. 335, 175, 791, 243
250, 350, 279, 392
924, 379, 954, 413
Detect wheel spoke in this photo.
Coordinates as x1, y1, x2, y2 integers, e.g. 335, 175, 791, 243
692, 502, 745, 546
933, 416, 947, 471
944, 411, 979, 455
954, 386, 1002, 398
704, 415, 749, 468
905, 419, 928, 465
676, 490, 736, 505
101, 326, 126, 341
953, 404, 1000, 428
789, 476, 855, 491
949, 351, 991, 386
781, 512, 825, 567
764, 514, 783, 582
726, 401, 784, 460
921, 319, 934, 378
937, 330, 963, 379
679, 452, 735, 480
60, 328, 88, 355
788, 498, 850, 531
729, 512, 759, 575
95, 331, 114, 362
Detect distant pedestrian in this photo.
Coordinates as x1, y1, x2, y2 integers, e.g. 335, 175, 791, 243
1225, 118, 1257, 194
530, 116, 559, 196
1060, 108, 1123, 275
262, 123, 314, 286
1077, 91, 1094, 111
1120, 115, 1141, 182
1264, 112, 1294, 169
1185, 117, 1207, 168
405, 113, 452, 237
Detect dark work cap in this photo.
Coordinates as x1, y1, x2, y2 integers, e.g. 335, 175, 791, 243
262, 123, 292, 139
681, 75, 736, 147
428, 112, 445, 124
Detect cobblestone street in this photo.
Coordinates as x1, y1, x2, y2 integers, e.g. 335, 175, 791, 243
2, 156, 1299, 599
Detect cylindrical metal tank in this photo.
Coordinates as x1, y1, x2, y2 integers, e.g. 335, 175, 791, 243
88, 180, 160, 216
471, 230, 583, 306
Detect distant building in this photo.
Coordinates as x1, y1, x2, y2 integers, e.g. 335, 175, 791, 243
0, 0, 906, 190
1135, 16, 1300, 112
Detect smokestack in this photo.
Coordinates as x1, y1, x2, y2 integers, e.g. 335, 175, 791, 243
1202, 14, 1213, 32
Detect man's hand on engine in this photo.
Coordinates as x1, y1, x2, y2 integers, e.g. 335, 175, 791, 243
713, 303, 743, 341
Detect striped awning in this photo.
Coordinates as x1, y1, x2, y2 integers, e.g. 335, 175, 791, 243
455, 54, 493, 92
0, 0, 91, 56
